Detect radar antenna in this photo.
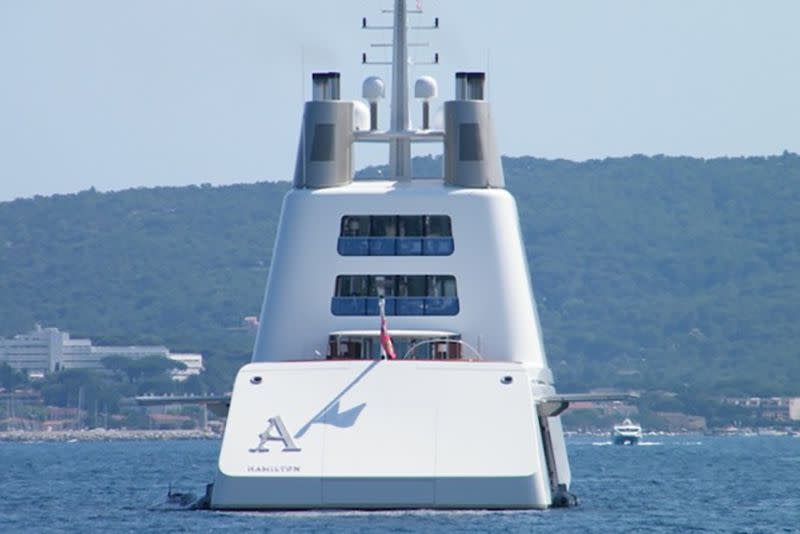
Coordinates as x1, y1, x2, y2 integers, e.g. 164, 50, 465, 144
361, 0, 439, 181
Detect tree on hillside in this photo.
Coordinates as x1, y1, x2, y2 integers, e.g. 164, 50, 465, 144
101, 355, 186, 384
38, 369, 123, 412
0, 362, 28, 390
2, 157, 799, 398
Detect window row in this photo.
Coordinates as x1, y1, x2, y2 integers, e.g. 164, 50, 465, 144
339, 216, 453, 256
341, 215, 452, 238
328, 333, 463, 360
332, 275, 459, 316
331, 297, 459, 316
338, 237, 453, 256
335, 275, 457, 298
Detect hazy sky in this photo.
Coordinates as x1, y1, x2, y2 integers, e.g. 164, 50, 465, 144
1, 1, 799, 201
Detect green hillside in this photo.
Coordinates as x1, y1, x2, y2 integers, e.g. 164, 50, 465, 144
1, 155, 798, 395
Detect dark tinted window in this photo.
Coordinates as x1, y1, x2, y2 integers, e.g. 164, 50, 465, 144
459, 123, 483, 161
332, 337, 366, 359
398, 216, 423, 237
340, 215, 451, 237
341, 216, 370, 237
425, 215, 452, 237
371, 216, 397, 237
396, 275, 427, 297
336, 275, 458, 297
335, 275, 369, 297
310, 123, 335, 162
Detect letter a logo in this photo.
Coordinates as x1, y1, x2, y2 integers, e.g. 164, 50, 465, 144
249, 416, 301, 453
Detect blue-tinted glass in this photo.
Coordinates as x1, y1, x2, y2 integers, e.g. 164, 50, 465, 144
331, 297, 367, 316
396, 298, 426, 316
338, 237, 370, 256
398, 216, 423, 237
424, 297, 459, 316
339, 215, 452, 256
423, 237, 454, 256
369, 238, 396, 256
366, 297, 395, 316
396, 238, 423, 255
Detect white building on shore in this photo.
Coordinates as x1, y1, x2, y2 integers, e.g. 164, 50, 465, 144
166, 353, 204, 382
0, 326, 203, 380
790, 398, 800, 421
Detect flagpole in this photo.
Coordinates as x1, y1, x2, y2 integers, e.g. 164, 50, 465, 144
379, 297, 387, 360
378, 296, 397, 360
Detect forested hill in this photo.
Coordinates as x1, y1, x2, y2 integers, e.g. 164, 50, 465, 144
1, 154, 798, 395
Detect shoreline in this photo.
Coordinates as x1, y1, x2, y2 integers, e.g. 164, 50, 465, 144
0, 428, 221, 442
2, 429, 796, 443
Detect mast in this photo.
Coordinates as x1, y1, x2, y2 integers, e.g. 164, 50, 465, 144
389, 0, 412, 181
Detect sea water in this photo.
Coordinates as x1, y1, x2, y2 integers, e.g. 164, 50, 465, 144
1, 436, 798, 533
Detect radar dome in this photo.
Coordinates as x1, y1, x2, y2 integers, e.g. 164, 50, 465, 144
414, 76, 438, 100
362, 76, 386, 101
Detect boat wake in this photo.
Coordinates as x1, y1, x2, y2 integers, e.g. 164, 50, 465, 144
591, 441, 663, 447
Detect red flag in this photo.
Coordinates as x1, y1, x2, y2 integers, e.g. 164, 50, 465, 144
379, 298, 396, 359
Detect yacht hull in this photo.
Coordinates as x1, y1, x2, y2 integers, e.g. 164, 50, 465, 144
209, 360, 570, 510
613, 435, 640, 446
211, 474, 550, 510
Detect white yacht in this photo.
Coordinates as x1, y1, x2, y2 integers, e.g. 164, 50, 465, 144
203, 0, 624, 510
613, 418, 643, 445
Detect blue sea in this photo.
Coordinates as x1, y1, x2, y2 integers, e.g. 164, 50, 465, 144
1, 436, 798, 533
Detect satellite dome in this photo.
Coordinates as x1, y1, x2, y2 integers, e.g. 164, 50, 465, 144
362, 76, 386, 101
414, 76, 438, 100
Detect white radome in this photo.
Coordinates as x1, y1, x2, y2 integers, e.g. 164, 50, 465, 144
362, 76, 386, 101
414, 75, 438, 100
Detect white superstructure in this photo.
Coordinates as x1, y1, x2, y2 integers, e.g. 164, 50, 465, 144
209, 0, 577, 510
168, 353, 204, 382
791, 398, 800, 421
613, 418, 643, 445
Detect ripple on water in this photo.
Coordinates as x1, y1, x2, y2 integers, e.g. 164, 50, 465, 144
1, 436, 799, 533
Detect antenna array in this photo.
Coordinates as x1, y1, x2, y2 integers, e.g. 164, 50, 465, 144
360, 0, 440, 180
